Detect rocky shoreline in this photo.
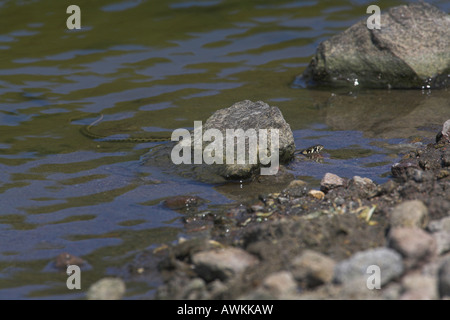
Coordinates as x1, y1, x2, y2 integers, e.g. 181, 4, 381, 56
106, 119, 450, 300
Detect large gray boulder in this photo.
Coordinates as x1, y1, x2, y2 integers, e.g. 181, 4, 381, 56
302, 2, 450, 89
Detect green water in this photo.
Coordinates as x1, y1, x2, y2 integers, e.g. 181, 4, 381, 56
0, 0, 448, 299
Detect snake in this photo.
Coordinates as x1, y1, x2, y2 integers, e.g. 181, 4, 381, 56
295, 144, 324, 155
79, 114, 171, 142
79, 114, 325, 157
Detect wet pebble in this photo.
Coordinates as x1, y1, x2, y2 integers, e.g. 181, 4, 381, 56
388, 227, 436, 269
389, 200, 429, 229
192, 247, 258, 282
87, 277, 126, 300
163, 195, 204, 210
55, 252, 85, 270
291, 250, 335, 288
320, 173, 345, 193
334, 248, 403, 286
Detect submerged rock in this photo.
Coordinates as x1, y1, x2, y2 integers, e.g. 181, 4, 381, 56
302, 2, 450, 89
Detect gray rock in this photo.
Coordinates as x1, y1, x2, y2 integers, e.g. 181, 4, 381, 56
197, 100, 295, 179
334, 248, 404, 287
291, 250, 336, 288
433, 232, 450, 255
192, 247, 258, 282
391, 160, 420, 178
388, 227, 436, 269
320, 173, 345, 192
437, 119, 450, 144
86, 277, 126, 300
438, 257, 450, 298
428, 216, 450, 233
389, 200, 429, 229
302, 2, 450, 89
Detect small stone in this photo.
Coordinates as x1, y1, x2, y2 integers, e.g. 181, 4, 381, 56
438, 258, 450, 298
388, 227, 436, 269
428, 216, 450, 233
433, 231, 450, 255
262, 271, 297, 297
334, 197, 345, 205
400, 273, 438, 300
436, 119, 450, 144
391, 160, 420, 177
291, 250, 336, 288
192, 247, 258, 282
308, 190, 325, 200
334, 248, 403, 286
287, 179, 308, 188
389, 200, 429, 229
320, 173, 345, 192
351, 176, 374, 187
163, 195, 204, 210
87, 277, 126, 300
250, 204, 265, 212
55, 252, 85, 270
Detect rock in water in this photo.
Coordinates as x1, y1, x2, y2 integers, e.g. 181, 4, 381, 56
198, 100, 295, 179
145, 100, 295, 182
302, 2, 450, 89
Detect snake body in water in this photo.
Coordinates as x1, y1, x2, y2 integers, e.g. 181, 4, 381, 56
79, 114, 324, 155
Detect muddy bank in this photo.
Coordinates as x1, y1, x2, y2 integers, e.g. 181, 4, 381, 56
123, 121, 450, 300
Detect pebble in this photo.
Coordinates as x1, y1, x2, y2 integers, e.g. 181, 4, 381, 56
391, 160, 420, 177
262, 271, 297, 297
389, 200, 429, 229
428, 216, 450, 233
163, 195, 204, 210
87, 277, 126, 300
320, 173, 345, 192
351, 176, 374, 187
400, 273, 438, 300
438, 257, 450, 298
291, 250, 336, 288
436, 119, 450, 144
55, 252, 85, 270
388, 227, 436, 269
308, 190, 325, 200
334, 248, 404, 286
192, 247, 258, 282
287, 179, 308, 188
432, 231, 450, 255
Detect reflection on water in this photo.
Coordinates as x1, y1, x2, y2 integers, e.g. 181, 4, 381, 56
0, 0, 448, 298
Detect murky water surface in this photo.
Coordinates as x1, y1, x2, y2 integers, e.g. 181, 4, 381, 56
0, 0, 448, 298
